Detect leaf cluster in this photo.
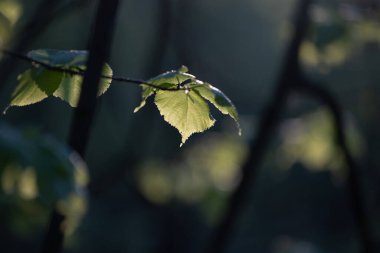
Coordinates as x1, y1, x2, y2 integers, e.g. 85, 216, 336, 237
5, 49, 241, 146
4, 49, 112, 112
134, 66, 241, 146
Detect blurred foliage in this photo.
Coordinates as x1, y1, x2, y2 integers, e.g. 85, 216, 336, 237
0, 123, 88, 236
276, 107, 365, 175
301, 0, 380, 72
272, 237, 322, 253
0, 0, 22, 45
136, 132, 247, 223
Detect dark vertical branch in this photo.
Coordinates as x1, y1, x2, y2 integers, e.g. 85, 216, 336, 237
205, 1, 313, 253
89, 0, 172, 196
297, 79, 376, 253
41, 0, 121, 253
68, 0, 120, 154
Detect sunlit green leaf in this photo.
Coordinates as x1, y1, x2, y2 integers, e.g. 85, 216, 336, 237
5, 49, 113, 112
155, 89, 215, 146
134, 66, 193, 113
135, 66, 241, 145
192, 82, 241, 135
4, 69, 49, 113
52, 63, 112, 107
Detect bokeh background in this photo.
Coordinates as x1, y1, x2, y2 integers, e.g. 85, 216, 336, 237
1, 0, 380, 252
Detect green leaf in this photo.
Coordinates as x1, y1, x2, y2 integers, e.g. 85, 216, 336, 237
133, 84, 156, 113
4, 70, 49, 113
5, 49, 113, 112
53, 63, 113, 107
155, 89, 215, 146
134, 66, 194, 113
135, 66, 241, 146
192, 82, 241, 135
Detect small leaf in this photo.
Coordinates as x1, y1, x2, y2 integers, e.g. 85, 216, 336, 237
4, 69, 48, 113
133, 85, 155, 113
134, 66, 193, 113
178, 65, 189, 73
192, 82, 241, 135
155, 89, 215, 146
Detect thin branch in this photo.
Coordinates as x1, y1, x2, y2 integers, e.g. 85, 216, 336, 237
0, 47, 184, 91
296, 78, 376, 253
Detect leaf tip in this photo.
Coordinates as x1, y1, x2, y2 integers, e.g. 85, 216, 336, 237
3, 106, 10, 115
178, 65, 189, 73
133, 101, 146, 113
234, 119, 242, 136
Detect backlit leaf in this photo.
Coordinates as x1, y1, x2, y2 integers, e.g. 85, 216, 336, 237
155, 89, 215, 146
134, 66, 193, 113
5, 49, 113, 112
52, 64, 112, 107
135, 66, 241, 146
4, 69, 48, 113
192, 82, 241, 135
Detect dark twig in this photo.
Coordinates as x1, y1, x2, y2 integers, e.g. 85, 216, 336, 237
296, 78, 376, 253
0, 47, 183, 91
41, 0, 121, 252
205, 1, 313, 253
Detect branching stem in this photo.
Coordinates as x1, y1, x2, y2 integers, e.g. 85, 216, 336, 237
0, 47, 183, 91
